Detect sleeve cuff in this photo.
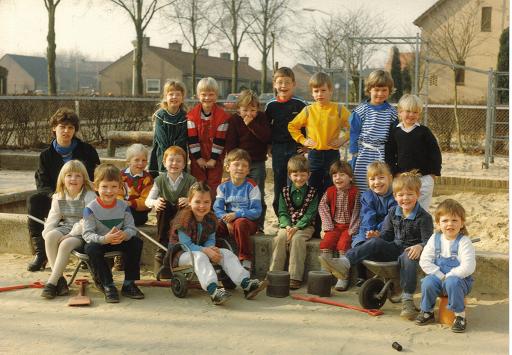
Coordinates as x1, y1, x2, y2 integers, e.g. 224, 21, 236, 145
434, 271, 445, 280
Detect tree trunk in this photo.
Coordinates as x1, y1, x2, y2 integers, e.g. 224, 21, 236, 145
47, 3, 57, 95
453, 70, 464, 153
134, 29, 144, 96
192, 51, 197, 97
260, 52, 268, 94
232, 49, 239, 93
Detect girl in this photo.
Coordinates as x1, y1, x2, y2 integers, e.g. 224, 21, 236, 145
148, 80, 188, 177
417, 199, 476, 333
168, 182, 266, 305
40, 160, 97, 299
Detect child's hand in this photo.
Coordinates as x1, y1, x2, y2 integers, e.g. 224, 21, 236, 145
222, 212, 237, 223
177, 197, 188, 208
206, 159, 216, 168
155, 197, 167, 211
405, 244, 423, 260
328, 137, 347, 149
196, 158, 207, 169
366, 230, 380, 238
286, 226, 298, 241
203, 247, 222, 263
104, 227, 123, 244
243, 115, 255, 126
320, 230, 325, 239
303, 138, 317, 149
267, 145, 272, 158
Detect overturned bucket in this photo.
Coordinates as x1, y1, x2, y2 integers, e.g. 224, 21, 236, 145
266, 271, 290, 298
307, 271, 332, 297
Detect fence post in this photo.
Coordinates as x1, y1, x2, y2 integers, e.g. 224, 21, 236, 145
74, 100, 80, 116
483, 69, 494, 169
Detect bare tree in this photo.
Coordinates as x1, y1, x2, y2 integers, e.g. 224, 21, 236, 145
44, 0, 61, 95
110, 0, 172, 96
247, 0, 290, 93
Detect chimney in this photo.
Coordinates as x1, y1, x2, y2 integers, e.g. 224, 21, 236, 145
198, 48, 209, 56
239, 56, 249, 64
131, 36, 150, 48
169, 41, 182, 51
220, 52, 231, 60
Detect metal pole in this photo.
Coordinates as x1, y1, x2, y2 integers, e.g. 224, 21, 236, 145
74, 100, 79, 116
345, 40, 350, 107
414, 33, 420, 95
483, 69, 494, 169
358, 48, 363, 103
423, 44, 430, 126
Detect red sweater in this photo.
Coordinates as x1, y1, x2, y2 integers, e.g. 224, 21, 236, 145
225, 111, 271, 162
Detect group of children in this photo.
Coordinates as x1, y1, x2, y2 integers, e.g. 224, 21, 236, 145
31, 66, 475, 332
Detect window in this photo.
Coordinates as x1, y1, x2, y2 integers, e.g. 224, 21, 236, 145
455, 61, 465, 86
146, 79, 160, 94
481, 7, 492, 32
429, 74, 438, 86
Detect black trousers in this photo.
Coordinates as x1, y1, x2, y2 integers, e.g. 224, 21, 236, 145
27, 192, 52, 239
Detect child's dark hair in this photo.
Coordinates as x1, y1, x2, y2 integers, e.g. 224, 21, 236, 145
273, 67, 295, 82
309, 72, 333, 91
434, 199, 468, 235
392, 169, 421, 194
329, 160, 353, 178
93, 163, 122, 189
188, 181, 211, 200
49, 107, 80, 133
287, 154, 309, 174
365, 70, 394, 96
224, 148, 251, 168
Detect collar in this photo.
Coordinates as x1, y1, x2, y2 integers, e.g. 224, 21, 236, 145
125, 167, 144, 178
290, 184, 307, 193
397, 122, 420, 132
395, 202, 420, 220
167, 172, 184, 183
96, 197, 117, 209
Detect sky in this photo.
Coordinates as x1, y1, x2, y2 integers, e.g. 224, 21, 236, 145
0, 0, 438, 69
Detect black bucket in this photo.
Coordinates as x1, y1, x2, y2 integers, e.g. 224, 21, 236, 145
307, 271, 331, 297
266, 271, 290, 298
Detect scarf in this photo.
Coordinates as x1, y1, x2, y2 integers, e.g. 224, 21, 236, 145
52, 138, 78, 163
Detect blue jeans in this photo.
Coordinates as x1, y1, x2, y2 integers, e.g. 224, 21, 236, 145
420, 275, 472, 313
271, 142, 298, 215
308, 149, 340, 196
248, 160, 267, 230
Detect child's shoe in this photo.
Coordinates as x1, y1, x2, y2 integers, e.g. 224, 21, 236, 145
289, 279, 302, 290
243, 279, 268, 299
415, 311, 435, 325
56, 276, 69, 296
104, 285, 120, 303
400, 299, 418, 320
211, 288, 232, 305
121, 283, 145, 299
451, 316, 467, 333
318, 255, 350, 280
334, 279, 349, 292
41, 283, 57, 299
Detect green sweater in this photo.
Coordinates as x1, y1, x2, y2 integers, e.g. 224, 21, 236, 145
278, 184, 319, 229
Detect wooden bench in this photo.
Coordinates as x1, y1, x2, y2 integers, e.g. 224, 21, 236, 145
106, 130, 153, 157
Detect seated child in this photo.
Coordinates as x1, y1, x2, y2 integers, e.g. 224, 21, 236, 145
169, 182, 267, 305
83, 163, 144, 303
40, 160, 97, 299
214, 149, 262, 271
269, 155, 319, 290
145, 146, 196, 265
319, 171, 433, 320
318, 160, 361, 291
119, 143, 153, 226
416, 199, 475, 333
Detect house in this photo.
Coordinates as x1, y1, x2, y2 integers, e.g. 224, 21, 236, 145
414, 0, 509, 104
99, 38, 261, 98
0, 66, 7, 95
0, 54, 48, 94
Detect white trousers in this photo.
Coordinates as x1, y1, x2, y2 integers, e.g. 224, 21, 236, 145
419, 175, 435, 212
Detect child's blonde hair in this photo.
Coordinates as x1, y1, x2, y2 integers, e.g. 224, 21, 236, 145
93, 163, 122, 189
434, 199, 468, 235
273, 67, 295, 82
224, 148, 251, 168
55, 160, 94, 197
237, 89, 260, 108
163, 145, 187, 163
159, 80, 187, 110
287, 154, 309, 174
392, 170, 421, 195
126, 143, 149, 162
397, 94, 423, 114
197, 77, 219, 95
329, 160, 353, 178
365, 70, 394, 96
367, 161, 392, 179
188, 181, 211, 200
309, 72, 333, 91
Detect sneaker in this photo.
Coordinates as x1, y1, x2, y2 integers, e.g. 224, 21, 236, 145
415, 311, 435, 325
451, 316, 467, 333
400, 299, 418, 320
41, 283, 57, 299
318, 255, 350, 280
56, 276, 69, 296
289, 279, 302, 290
334, 279, 349, 292
104, 285, 120, 303
243, 279, 268, 299
121, 283, 145, 300
211, 288, 232, 305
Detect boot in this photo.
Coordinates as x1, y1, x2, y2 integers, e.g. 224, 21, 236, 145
27, 234, 47, 272
154, 249, 172, 280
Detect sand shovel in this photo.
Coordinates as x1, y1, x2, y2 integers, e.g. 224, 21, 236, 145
68, 279, 91, 306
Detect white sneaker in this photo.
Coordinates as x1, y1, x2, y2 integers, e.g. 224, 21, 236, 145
211, 288, 231, 305
318, 255, 350, 279
334, 279, 349, 291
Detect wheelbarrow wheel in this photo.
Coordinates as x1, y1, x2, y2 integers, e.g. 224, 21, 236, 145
359, 278, 386, 309
171, 274, 188, 298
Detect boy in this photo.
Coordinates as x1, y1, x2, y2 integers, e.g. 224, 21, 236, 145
214, 149, 262, 271
83, 164, 144, 303
319, 171, 433, 319
27, 107, 100, 271
225, 90, 271, 232
288, 72, 350, 194
269, 155, 318, 290
385, 94, 442, 211
187, 77, 230, 198
265, 67, 307, 215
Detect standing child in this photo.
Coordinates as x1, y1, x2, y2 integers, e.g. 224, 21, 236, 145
265, 67, 307, 215
269, 155, 318, 290
318, 160, 361, 291
169, 182, 266, 305
187, 77, 230, 198
83, 164, 144, 303
386, 94, 442, 211
349, 70, 398, 192
148, 80, 188, 177
145, 146, 196, 268
225, 89, 271, 232
416, 199, 475, 333
288, 72, 350, 194
319, 171, 433, 319
40, 160, 97, 299
214, 149, 262, 271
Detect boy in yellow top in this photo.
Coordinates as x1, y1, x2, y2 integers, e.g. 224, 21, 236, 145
288, 72, 350, 194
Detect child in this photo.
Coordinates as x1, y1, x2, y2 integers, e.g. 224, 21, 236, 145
169, 182, 267, 305
288, 72, 350, 194
385, 94, 442, 211
119, 144, 153, 226
27, 107, 100, 271
187, 77, 230, 198
148, 80, 189, 177
83, 164, 144, 303
318, 160, 361, 291
225, 89, 271, 232
349, 70, 398, 192
40, 160, 97, 299
265, 67, 307, 215
416, 199, 475, 333
145, 146, 196, 267
319, 171, 433, 319
269, 155, 318, 290
214, 149, 262, 271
